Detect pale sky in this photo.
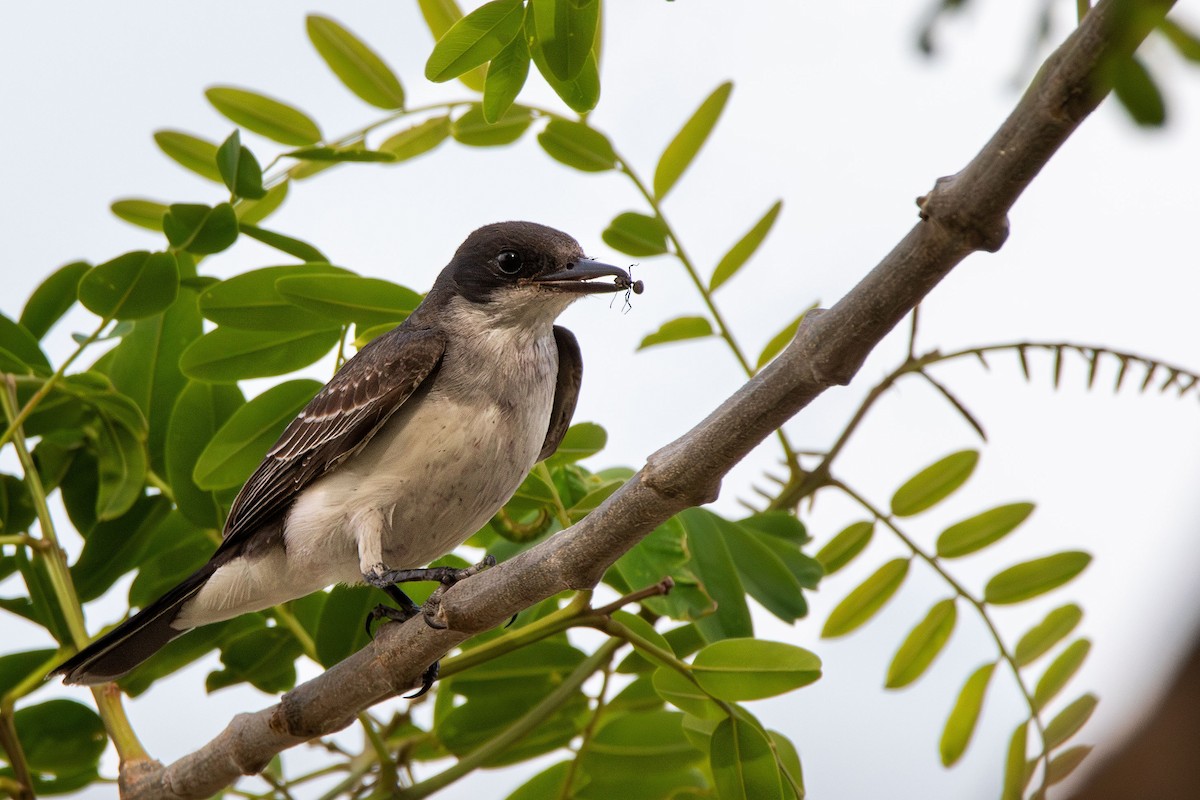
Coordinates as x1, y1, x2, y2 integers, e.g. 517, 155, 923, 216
3, 2, 1200, 798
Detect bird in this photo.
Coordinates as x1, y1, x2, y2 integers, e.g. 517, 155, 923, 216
54, 221, 635, 688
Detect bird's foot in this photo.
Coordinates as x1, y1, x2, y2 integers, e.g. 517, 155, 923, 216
364, 584, 421, 638
364, 555, 497, 630
362, 584, 441, 698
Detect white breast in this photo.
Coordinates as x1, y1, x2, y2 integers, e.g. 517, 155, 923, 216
177, 303, 562, 628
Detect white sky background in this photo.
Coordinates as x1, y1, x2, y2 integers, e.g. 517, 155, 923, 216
3, 1, 1200, 798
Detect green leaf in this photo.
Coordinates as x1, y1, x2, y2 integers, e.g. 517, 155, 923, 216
71, 495, 170, 602
163, 203, 239, 255
1001, 722, 1030, 800
939, 662, 996, 766
0, 649, 57, 698
153, 130, 222, 182
380, 116, 452, 161
92, 410, 148, 521
11, 548, 72, 642
638, 316, 713, 351
285, 146, 397, 163
711, 201, 783, 291
1110, 55, 1166, 126
105, 287, 203, 474
193, 379, 320, 490
1046, 745, 1093, 785
768, 729, 806, 800
546, 422, 607, 466
452, 103, 532, 146
20, 261, 90, 340
207, 627, 302, 693
307, 15, 405, 109
483, 30, 530, 122
984, 551, 1091, 605
215, 130, 267, 200
937, 502, 1035, 558
0, 313, 50, 375
205, 86, 322, 146
603, 211, 668, 257
537, 118, 616, 172
822, 558, 909, 638
199, 263, 353, 330
167, 381, 244, 528
314, 585, 377, 667
710, 716, 784, 800
416, 0, 488, 91
1161, 18, 1200, 62
450, 639, 586, 695
885, 598, 957, 688
531, 0, 599, 80
654, 82, 733, 200
235, 182, 289, 225
128, 512, 213, 606
0, 473, 37, 534
180, 327, 340, 383
275, 274, 420, 328
815, 521, 873, 575
583, 710, 703, 773
1014, 604, 1083, 667
692, 639, 821, 701
111, 198, 168, 231
890, 449, 979, 517
756, 308, 811, 370
609, 518, 714, 624
239, 224, 328, 262
425, 0, 525, 82
678, 508, 753, 640
1042, 693, 1098, 749
13, 699, 106, 774
722, 521, 810, 622
121, 616, 262, 696
507, 761, 572, 800
530, 43, 600, 113
79, 251, 180, 321
652, 666, 721, 719
1033, 639, 1091, 711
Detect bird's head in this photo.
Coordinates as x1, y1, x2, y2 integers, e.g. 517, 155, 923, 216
430, 221, 634, 327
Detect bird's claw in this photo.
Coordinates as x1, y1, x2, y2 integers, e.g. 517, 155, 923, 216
405, 660, 439, 699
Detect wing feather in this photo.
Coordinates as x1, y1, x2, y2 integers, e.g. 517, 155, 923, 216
539, 325, 582, 461
217, 325, 446, 550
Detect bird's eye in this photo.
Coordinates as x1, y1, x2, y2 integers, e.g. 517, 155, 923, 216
496, 250, 522, 274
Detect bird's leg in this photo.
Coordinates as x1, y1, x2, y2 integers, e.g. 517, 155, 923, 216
363, 584, 440, 699
366, 555, 497, 630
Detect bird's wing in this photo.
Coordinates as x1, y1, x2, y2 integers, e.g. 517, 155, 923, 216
218, 326, 447, 550
539, 325, 583, 461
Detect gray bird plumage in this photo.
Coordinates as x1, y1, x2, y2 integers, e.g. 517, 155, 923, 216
54, 221, 632, 685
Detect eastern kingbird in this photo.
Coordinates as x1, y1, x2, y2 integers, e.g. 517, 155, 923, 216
54, 221, 634, 686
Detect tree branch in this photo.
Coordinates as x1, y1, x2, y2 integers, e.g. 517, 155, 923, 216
118, 1, 1173, 796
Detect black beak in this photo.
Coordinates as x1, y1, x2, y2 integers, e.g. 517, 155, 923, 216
530, 259, 633, 294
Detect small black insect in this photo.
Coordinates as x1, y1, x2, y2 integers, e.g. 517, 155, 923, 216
612, 265, 644, 312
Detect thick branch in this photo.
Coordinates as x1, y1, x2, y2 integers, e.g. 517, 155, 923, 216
120, 1, 1172, 797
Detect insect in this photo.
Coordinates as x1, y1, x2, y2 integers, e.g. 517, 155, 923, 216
613, 265, 644, 311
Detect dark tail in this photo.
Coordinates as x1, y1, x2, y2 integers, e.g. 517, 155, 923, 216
52, 564, 215, 685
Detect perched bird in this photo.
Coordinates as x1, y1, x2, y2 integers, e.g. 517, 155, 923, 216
54, 221, 634, 687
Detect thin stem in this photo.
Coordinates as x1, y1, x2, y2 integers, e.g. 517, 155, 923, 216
397, 640, 620, 800
559, 660, 614, 800
0, 711, 34, 800
0, 377, 148, 763
831, 478, 1051, 786
0, 316, 109, 451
